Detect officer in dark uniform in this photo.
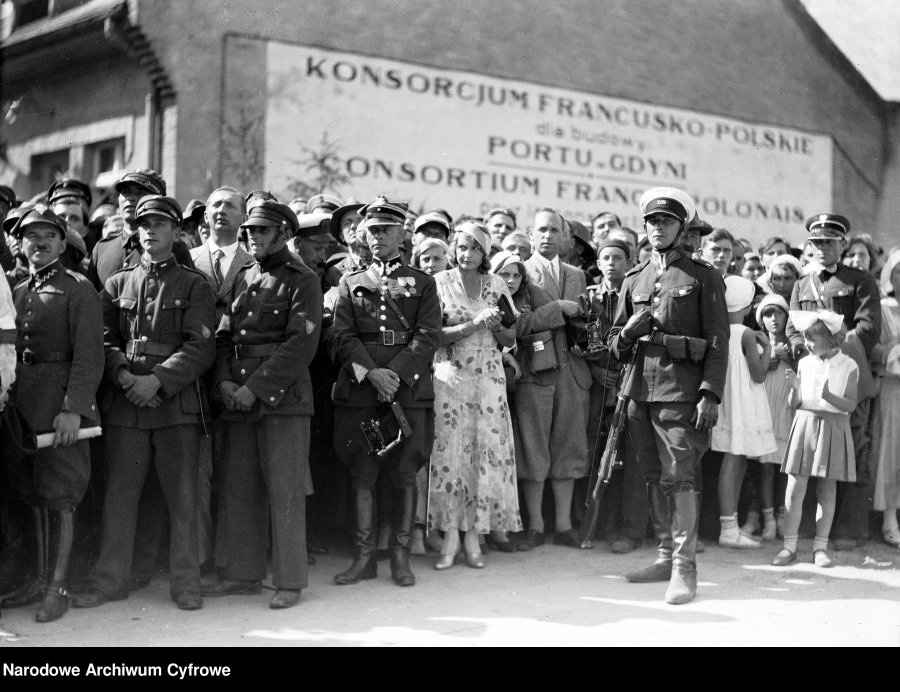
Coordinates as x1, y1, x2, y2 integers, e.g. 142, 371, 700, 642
205, 201, 322, 609
74, 195, 216, 612
1, 206, 103, 622
609, 187, 729, 605
787, 213, 881, 550
87, 169, 194, 291
331, 196, 441, 588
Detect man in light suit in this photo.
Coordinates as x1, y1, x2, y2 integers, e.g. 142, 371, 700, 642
189, 186, 254, 578
517, 207, 593, 550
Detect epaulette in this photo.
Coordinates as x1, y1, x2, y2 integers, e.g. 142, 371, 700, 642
404, 265, 431, 279
109, 264, 139, 278
691, 257, 716, 270
64, 269, 90, 283
624, 258, 650, 277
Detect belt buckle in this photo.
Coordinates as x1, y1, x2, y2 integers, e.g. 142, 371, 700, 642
233, 345, 243, 359
130, 340, 146, 357
21, 349, 33, 365
382, 330, 395, 346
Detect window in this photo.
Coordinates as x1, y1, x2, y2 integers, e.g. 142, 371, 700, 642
85, 137, 125, 181
30, 148, 70, 198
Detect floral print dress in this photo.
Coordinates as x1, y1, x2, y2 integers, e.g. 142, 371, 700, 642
427, 269, 523, 534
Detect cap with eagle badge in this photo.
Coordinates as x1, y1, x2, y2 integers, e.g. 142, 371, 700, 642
115, 169, 166, 196
135, 195, 183, 226
639, 187, 696, 224
7, 204, 68, 239
48, 177, 93, 209
359, 196, 409, 227
805, 213, 850, 240
241, 200, 299, 236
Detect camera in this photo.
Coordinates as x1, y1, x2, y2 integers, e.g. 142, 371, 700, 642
360, 401, 413, 457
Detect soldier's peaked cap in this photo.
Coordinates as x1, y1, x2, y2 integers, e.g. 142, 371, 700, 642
295, 212, 334, 240
805, 213, 850, 239
360, 196, 408, 227
8, 204, 67, 239
242, 200, 299, 235
135, 195, 183, 225
306, 193, 343, 213
639, 187, 695, 224
48, 177, 92, 208
115, 169, 166, 196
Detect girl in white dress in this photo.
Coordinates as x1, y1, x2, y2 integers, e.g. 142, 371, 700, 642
773, 310, 858, 568
712, 276, 777, 549
0, 275, 16, 412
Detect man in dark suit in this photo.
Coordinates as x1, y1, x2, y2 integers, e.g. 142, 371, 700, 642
331, 196, 441, 588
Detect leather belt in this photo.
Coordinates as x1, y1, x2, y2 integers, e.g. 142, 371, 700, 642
0, 329, 15, 345
358, 331, 412, 346
16, 349, 73, 365
233, 343, 280, 359
126, 340, 178, 358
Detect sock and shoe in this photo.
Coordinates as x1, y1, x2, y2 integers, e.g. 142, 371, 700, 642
719, 514, 762, 549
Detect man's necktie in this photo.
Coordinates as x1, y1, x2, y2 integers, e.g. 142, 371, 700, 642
214, 249, 225, 287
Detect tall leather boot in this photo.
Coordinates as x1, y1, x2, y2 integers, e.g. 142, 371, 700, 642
1, 505, 47, 608
333, 488, 377, 585
36, 508, 74, 622
389, 486, 416, 587
665, 491, 699, 605
625, 483, 673, 583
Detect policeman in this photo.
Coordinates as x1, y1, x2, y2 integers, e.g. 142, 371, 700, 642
331, 196, 441, 588
204, 201, 321, 609
787, 213, 881, 550
74, 195, 216, 612
87, 169, 194, 291
609, 187, 729, 605
1, 206, 103, 622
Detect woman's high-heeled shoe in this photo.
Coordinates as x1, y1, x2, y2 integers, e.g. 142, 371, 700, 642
465, 551, 485, 569
434, 553, 457, 571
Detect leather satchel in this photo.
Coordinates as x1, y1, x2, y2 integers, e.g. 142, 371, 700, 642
522, 330, 559, 374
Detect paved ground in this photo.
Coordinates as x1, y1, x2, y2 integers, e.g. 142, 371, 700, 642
1, 536, 898, 649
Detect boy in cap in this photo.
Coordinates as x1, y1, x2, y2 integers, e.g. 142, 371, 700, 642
331, 195, 441, 588
1, 205, 104, 622
787, 213, 881, 551
608, 186, 729, 605
206, 200, 322, 609
74, 195, 216, 612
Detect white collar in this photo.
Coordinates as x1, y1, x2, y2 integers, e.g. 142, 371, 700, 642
208, 238, 239, 257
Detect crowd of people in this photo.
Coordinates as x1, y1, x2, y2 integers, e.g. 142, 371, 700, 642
0, 170, 898, 623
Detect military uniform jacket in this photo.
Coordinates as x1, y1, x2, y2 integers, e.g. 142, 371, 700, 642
609, 246, 729, 404
524, 255, 592, 390
89, 229, 195, 292
331, 258, 441, 409
101, 255, 216, 429
12, 262, 104, 431
584, 281, 623, 378
190, 242, 255, 324
787, 264, 882, 360
214, 247, 323, 420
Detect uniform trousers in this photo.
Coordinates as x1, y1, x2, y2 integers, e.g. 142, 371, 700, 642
222, 416, 309, 590
6, 441, 90, 511
627, 401, 709, 495
89, 424, 201, 598
334, 405, 434, 490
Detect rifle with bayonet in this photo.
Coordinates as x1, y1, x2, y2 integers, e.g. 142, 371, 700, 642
575, 341, 640, 548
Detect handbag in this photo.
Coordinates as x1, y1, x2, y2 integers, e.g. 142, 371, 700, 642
522, 330, 559, 374
497, 294, 518, 328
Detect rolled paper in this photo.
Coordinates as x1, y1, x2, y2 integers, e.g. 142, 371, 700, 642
36, 426, 103, 449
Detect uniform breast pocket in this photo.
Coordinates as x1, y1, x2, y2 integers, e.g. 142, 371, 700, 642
824, 287, 853, 317
661, 283, 698, 323
162, 297, 191, 335
261, 302, 289, 330
114, 296, 139, 334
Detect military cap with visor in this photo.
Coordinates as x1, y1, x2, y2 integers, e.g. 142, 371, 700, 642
639, 186, 696, 224
295, 212, 334, 241
8, 204, 68, 239
115, 169, 166, 196
359, 196, 409, 227
135, 195, 183, 225
48, 177, 93, 209
805, 213, 850, 240
241, 200, 299, 236
306, 193, 343, 214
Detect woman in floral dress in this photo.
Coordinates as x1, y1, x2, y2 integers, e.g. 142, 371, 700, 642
428, 222, 522, 569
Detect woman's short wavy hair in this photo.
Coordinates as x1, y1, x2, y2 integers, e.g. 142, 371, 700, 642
449, 231, 492, 273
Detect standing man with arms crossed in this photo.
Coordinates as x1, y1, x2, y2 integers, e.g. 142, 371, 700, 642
205, 200, 322, 609
609, 187, 729, 605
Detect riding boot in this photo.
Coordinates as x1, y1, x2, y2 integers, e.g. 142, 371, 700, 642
389, 486, 416, 587
1, 505, 47, 608
665, 491, 699, 605
36, 508, 74, 622
625, 483, 673, 583
333, 488, 377, 585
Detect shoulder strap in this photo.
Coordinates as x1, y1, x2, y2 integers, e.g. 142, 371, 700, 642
381, 287, 411, 331
809, 273, 829, 310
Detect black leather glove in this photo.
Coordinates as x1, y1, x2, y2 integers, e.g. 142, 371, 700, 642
621, 309, 654, 344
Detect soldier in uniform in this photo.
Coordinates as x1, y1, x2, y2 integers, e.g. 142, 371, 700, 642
331, 196, 441, 588
609, 187, 729, 605
204, 200, 322, 609
1, 206, 103, 622
787, 214, 881, 550
73, 195, 216, 612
